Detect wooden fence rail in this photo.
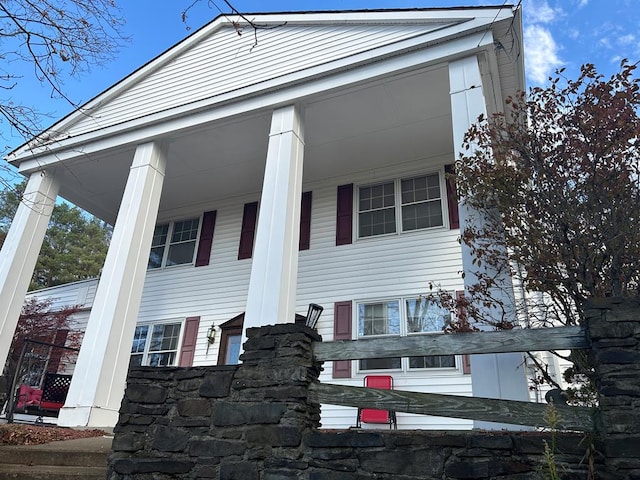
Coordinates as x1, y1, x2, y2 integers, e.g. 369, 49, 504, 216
313, 325, 588, 361
311, 325, 593, 430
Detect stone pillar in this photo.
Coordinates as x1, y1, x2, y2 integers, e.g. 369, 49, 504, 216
58, 142, 166, 428
586, 298, 640, 479
0, 170, 60, 370
244, 105, 305, 344
108, 324, 322, 479
449, 55, 530, 429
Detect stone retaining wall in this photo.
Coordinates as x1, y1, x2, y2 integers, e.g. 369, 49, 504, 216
107, 299, 640, 479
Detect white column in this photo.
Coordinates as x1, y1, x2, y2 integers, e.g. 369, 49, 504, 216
58, 142, 166, 428
449, 56, 530, 429
0, 171, 60, 370
244, 105, 304, 339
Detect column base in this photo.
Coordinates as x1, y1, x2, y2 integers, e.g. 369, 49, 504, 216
57, 404, 120, 429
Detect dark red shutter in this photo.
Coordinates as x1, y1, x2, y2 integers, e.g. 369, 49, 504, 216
299, 191, 312, 251
456, 290, 471, 374
336, 184, 353, 246
46, 329, 69, 373
238, 202, 258, 260
445, 164, 460, 229
179, 316, 200, 367
332, 301, 352, 378
195, 210, 217, 267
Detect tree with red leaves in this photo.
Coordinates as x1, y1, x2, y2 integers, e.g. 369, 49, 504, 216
2, 298, 80, 402
444, 60, 640, 402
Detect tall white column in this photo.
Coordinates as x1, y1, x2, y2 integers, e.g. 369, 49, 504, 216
449, 56, 530, 429
244, 105, 305, 340
58, 142, 166, 428
0, 170, 60, 370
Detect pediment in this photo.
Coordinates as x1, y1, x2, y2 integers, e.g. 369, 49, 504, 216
14, 8, 511, 154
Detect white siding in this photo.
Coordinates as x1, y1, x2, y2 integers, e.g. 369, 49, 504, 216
25, 155, 476, 430
67, 23, 451, 138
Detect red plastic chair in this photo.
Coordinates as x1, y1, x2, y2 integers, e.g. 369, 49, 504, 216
356, 375, 397, 429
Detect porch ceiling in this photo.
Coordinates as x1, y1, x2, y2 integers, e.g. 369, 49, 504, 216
57, 64, 453, 224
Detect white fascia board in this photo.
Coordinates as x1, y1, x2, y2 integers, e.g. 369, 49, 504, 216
239, 8, 515, 25
10, 9, 512, 162
16, 29, 494, 174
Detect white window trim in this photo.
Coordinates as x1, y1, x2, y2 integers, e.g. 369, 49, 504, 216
131, 319, 185, 367
355, 168, 449, 240
353, 295, 463, 376
148, 215, 203, 270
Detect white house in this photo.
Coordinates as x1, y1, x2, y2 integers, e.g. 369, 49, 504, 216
0, 6, 530, 429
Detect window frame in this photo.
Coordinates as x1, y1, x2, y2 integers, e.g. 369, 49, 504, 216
130, 319, 184, 368
148, 216, 203, 270
355, 169, 447, 240
354, 295, 459, 375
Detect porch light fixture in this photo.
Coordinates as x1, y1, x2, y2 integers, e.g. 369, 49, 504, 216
207, 324, 218, 344
305, 303, 324, 329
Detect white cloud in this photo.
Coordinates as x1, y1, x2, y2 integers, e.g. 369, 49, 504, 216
575, 0, 588, 7
525, 0, 563, 24
524, 25, 563, 85
618, 34, 636, 46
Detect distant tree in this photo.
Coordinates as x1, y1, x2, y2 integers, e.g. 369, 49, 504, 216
0, 0, 125, 164
2, 297, 80, 402
0, 180, 111, 290
443, 61, 640, 402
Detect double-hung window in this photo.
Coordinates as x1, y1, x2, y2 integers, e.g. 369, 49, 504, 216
130, 322, 182, 368
148, 218, 200, 269
357, 296, 456, 372
358, 172, 444, 238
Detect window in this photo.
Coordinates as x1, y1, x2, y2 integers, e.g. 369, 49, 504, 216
130, 322, 182, 367
357, 172, 444, 238
357, 296, 455, 372
148, 218, 200, 269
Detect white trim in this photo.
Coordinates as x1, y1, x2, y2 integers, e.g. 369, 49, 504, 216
355, 168, 448, 240
13, 31, 494, 171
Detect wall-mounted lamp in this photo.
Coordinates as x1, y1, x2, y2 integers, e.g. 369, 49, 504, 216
305, 303, 324, 329
207, 324, 218, 344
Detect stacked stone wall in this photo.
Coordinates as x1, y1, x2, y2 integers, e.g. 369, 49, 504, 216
107, 299, 640, 479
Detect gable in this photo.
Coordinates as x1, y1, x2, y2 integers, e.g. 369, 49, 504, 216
65, 21, 458, 139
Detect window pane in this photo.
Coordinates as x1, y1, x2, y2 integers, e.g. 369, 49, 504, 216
406, 298, 450, 333
152, 224, 169, 247
166, 241, 196, 266
147, 352, 176, 367
402, 200, 443, 230
225, 334, 242, 365
359, 182, 396, 237
149, 323, 180, 352
359, 357, 401, 370
409, 355, 456, 369
401, 174, 443, 231
131, 326, 148, 354
171, 219, 199, 243
358, 301, 400, 337
148, 246, 165, 269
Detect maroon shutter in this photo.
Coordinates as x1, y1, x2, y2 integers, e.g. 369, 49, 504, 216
179, 316, 200, 367
46, 329, 69, 374
456, 290, 471, 374
445, 164, 460, 229
299, 191, 312, 251
195, 210, 216, 267
332, 301, 352, 378
336, 184, 353, 246
238, 202, 258, 260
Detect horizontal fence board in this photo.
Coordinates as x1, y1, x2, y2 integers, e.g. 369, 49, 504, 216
309, 383, 594, 431
313, 326, 588, 361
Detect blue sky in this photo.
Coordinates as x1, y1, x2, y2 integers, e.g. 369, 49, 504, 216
1, 0, 639, 169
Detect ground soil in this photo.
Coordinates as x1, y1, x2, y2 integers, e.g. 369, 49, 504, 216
0, 423, 107, 445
